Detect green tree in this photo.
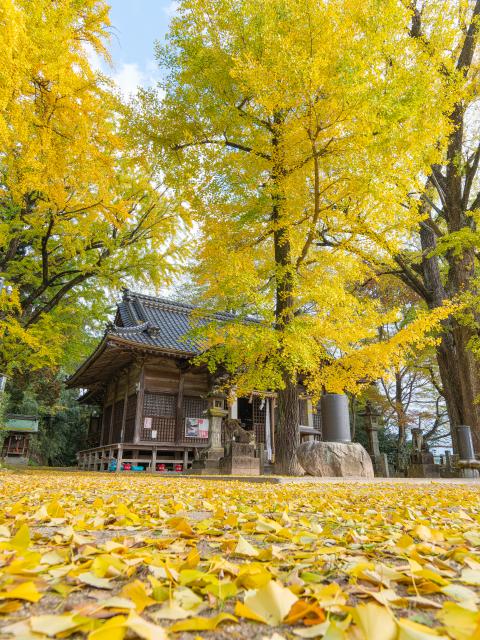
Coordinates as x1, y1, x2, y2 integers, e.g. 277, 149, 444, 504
6, 370, 90, 467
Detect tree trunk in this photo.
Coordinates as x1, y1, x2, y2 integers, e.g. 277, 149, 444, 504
436, 323, 480, 452
394, 372, 408, 472
270, 113, 302, 475
274, 374, 302, 474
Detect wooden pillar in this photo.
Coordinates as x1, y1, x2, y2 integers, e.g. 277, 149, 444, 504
108, 378, 118, 445
175, 369, 186, 443
183, 449, 188, 469
116, 445, 123, 473
120, 369, 130, 445
271, 397, 276, 463
134, 364, 145, 444
151, 447, 157, 473
99, 383, 109, 446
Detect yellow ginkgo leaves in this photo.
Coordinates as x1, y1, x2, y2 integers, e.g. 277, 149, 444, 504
0, 470, 479, 640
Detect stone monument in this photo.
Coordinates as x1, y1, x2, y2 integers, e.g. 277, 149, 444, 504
296, 393, 374, 478
406, 428, 440, 478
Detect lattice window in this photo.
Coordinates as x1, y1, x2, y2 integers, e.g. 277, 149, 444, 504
144, 392, 175, 417
183, 395, 208, 419
253, 396, 266, 443
181, 395, 209, 443
143, 392, 176, 441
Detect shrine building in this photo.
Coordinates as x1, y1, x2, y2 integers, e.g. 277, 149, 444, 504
67, 290, 321, 472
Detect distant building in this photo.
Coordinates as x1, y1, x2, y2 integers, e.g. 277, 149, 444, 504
1, 415, 39, 464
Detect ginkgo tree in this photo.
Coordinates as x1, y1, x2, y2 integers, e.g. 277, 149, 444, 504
371, 0, 480, 452
0, 0, 187, 373
140, 0, 456, 473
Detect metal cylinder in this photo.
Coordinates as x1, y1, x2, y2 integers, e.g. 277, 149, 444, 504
320, 393, 351, 442
456, 425, 476, 460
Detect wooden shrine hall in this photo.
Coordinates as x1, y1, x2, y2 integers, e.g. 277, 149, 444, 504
68, 290, 322, 472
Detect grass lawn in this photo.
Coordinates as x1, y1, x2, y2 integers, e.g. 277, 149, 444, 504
0, 469, 479, 639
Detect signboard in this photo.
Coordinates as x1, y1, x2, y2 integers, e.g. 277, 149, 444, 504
185, 417, 209, 439
144, 417, 152, 430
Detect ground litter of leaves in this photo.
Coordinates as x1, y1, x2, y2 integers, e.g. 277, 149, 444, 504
0, 471, 479, 640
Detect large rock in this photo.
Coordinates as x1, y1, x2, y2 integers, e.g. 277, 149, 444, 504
296, 441, 374, 478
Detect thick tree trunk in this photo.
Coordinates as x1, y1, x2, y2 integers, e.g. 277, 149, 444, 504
274, 374, 302, 474
270, 114, 302, 475
436, 323, 480, 452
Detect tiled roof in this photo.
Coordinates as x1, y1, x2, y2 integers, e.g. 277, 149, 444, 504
110, 290, 236, 356
67, 290, 255, 389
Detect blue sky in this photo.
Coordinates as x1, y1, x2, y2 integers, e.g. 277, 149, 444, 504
104, 1, 178, 96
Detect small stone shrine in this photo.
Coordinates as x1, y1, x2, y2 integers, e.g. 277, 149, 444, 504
406, 428, 440, 478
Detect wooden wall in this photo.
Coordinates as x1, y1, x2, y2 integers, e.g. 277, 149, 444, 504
143, 357, 209, 395
97, 355, 210, 447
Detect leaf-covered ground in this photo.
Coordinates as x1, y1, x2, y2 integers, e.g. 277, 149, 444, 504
0, 471, 479, 640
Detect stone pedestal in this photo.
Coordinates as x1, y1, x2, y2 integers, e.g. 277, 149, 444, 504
190, 406, 227, 475
406, 428, 440, 478
372, 453, 390, 477
407, 461, 441, 478
220, 442, 261, 475
296, 441, 374, 478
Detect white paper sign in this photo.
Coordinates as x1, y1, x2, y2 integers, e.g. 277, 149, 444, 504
151, 430, 157, 438
144, 417, 152, 430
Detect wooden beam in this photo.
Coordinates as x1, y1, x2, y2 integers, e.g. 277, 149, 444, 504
134, 363, 145, 444
119, 368, 130, 445
175, 369, 186, 443
108, 378, 118, 445
99, 382, 109, 446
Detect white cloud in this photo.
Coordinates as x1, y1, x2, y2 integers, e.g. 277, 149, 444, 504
112, 62, 145, 98
164, 1, 179, 17
111, 60, 163, 99
84, 42, 106, 74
